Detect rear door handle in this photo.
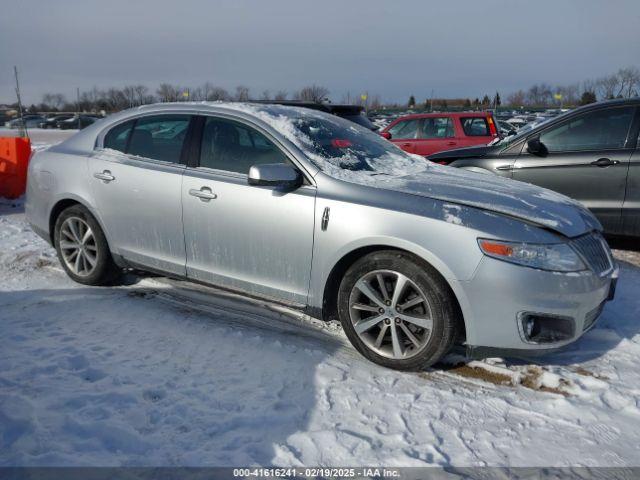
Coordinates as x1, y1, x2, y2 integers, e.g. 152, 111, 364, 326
591, 158, 619, 167
93, 170, 115, 182
401, 143, 412, 147
447, 141, 457, 146
189, 187, 217, 201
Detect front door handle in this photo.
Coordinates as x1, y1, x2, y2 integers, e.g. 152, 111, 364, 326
591, 158, 619, 167
401, 143, 413, 147
93, 170, 115, 182
447, 141, 457, 146
189, 187, 217, 201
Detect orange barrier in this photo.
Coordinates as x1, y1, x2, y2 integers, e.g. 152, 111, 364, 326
0, 137, 32, 199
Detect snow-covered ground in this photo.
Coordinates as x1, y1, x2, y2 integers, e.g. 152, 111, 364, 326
0, 127, 77, 151
2, 196, 640, 467
2, 133, 640, 467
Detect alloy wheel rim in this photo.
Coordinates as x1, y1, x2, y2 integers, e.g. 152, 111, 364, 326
59, 217, 98, 277
348, 269, 433, 360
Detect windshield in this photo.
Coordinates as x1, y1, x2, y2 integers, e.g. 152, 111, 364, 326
230, 104, 428, 179
491, 112, 567, 147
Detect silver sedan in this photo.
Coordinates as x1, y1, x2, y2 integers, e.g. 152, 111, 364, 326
26, 103, 618, 370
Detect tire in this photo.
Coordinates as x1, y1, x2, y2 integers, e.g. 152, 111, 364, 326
337, 250, 460, 371
53, 204, 120, 285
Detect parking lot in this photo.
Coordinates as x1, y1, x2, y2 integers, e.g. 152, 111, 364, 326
1, 0, 639, 471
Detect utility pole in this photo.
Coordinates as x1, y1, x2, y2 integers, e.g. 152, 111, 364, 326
76, 87, 81, 129
13, 66, 28, 138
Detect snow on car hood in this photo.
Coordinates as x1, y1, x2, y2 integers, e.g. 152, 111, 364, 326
375, 164, 601, 237
219, 103, 600, 238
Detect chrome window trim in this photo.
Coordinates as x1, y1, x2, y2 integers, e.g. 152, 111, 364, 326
94, 149, 187, 173
94, 110, 196, 150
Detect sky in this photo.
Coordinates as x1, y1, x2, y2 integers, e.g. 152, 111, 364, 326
1, 0, 639, 105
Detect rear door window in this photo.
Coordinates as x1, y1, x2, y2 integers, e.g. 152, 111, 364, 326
460, 117, 490, 136
127, 115, 191, 163
387, 119, 419, 139
420, 117, 454, 139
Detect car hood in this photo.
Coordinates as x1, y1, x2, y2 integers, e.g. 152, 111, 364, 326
428, 145, 496, 160
353, 165, 601, 237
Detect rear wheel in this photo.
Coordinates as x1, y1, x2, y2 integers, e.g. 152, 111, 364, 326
337, 250, 460, 371
54, 204, 120, 285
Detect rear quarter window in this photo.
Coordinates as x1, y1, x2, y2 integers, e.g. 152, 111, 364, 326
103, 120, 134, 152
460, 117, 490, 136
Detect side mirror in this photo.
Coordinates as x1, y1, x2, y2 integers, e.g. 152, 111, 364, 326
527, 137, 548, 157
379, 131, 392, 140
248, 163, 302, 190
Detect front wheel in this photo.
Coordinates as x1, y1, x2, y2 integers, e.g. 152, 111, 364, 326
337, 250, 461, 371
54, 204, 120, 285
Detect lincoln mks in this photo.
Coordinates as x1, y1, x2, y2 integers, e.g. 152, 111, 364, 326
26, 103, 617, 370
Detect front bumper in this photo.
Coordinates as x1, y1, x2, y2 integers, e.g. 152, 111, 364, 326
457, 255, 617, 353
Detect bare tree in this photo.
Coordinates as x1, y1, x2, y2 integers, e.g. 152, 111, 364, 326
369, 94, 382, 110
41, 93, 67, 110
137, 85, 155, 105
207, 86, 230, 101
580, 79, 598, 101
122, 85, 138, 108
294, 85, 330, 103
260, 90, 271, 100
156, 83, 181, 102
273, 90, 288, 101
104, 88, 128, 111
617, 66, 640, 98
526, 83, 552, 106
506, 89, 526, 106
189, 86, 206, 101
78, 87, 104, 111
235, 85, 250, 102
190, 82, 228, 102
554, 83, 580, 105
596, 74, 620, 100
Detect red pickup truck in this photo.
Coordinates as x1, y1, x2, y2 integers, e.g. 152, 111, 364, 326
380, 112, 499, 157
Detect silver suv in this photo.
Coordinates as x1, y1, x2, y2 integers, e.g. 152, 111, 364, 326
26, 103, 618, 370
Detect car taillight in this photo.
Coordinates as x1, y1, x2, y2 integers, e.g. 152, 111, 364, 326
487, 116, 498, 136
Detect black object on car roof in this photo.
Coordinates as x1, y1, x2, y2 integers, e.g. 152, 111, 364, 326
252, 100, 377, 130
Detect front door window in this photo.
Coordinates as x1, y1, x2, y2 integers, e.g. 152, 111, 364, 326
539, 107, 635, 152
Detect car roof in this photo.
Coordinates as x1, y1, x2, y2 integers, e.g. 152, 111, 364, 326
566, 97, 640, 114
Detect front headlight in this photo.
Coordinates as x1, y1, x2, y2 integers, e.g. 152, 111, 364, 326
478, 238, 586, 272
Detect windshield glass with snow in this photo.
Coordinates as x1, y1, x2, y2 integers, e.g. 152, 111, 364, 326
237, 104, 428, 178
